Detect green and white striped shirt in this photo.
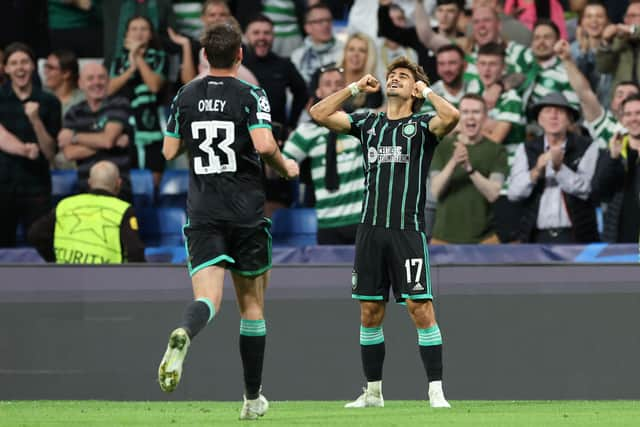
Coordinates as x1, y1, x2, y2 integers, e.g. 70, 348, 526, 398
519, 56, 579, 111
283, 122, 365, 229
585, 108, 626, 149
172, 1, 203, 39
464, 40, 531, 80
263, 0, 301, 39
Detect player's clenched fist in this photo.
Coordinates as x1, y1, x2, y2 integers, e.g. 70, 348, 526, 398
355, 74, 381, 93
415, 80, 430, 98
283, 158, 300, 180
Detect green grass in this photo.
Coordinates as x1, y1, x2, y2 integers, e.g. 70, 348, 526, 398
1, 400, 640, 426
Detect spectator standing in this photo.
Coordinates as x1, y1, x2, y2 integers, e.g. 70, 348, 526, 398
507, 93, 599, 243
167, 0, 259, 86
59, 63, 134, 202
28, 160, 145, 263
0, 43, 61, 247
569, 0, 611, 106
48, 0, 103, 57
503, 0, 569, 40
171, 0, 204, 39
259, 0, 306, 58
430, 94, 507, 243
243, 14, 308, 216
422, 45, 470, 113
376, 4, 419, 83
519, 20, 579, 112
596, 1, 640, 98
102, 0, 176, 69
291, 4, 344, 84
591, 94, 640, 243
283, 66, 365, 244
470, 42, 527, 242
108, 15, 167, 187
340, 33, 384, 112
43, 50, 85, 116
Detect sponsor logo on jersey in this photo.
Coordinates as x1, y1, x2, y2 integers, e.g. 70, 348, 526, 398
257, 112, 271, 122
367, 146, 409, 164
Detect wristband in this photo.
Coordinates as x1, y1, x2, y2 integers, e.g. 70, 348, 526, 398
422, 87, 433, 99
466, 167, 475, 175
348, 82, 360, 97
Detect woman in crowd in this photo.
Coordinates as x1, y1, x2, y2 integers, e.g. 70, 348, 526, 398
108, 15, 168, 187
338, 32, 383, 112
570, 0, 611, 105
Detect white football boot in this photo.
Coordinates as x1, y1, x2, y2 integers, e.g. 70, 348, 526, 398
344, 384, 384, 408
239, 393, 269, 420
428, 380, 451, 408
158, 328, 190, 392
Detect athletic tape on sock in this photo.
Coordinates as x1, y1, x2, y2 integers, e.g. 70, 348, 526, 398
418, 324, 442, 346
360, 326, 384, 345
240, 319, 266, 336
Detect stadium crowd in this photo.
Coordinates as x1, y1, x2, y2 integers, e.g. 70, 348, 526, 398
1, 0, 640, 261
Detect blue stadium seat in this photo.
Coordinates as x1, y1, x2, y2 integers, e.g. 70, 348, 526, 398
139, 207, 186, 246
130, 169, 154, 208
51, 170, 78, 204
271, 208, 317, 246
158, 169, 189, 207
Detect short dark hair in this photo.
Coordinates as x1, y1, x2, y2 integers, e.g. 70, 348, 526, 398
246, 13, 274, 29
615, 80, 640, 92
305, 3, 333, 22
477, 41, 506, 58
533, 19, 560, 39
3, 42, 35, 65
460, 93, 487, 111
386, 56, 430, 113
201, 18, 242, 69
51, 49, 79, 84
436, 0, 464, 8
622, 93, 640, 111
435, 44, 466, 59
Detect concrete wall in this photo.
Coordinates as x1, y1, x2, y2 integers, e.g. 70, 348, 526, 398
1, 264, 639, 401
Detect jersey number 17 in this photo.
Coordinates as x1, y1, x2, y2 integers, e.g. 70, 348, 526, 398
191, 120, 237, 175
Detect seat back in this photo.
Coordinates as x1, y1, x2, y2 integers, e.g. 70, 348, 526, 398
130, 169, 155, 208
158, 169, 189, 207
51, 170, 78, 204
271, 208, 318, 246
139, 207, 186, 246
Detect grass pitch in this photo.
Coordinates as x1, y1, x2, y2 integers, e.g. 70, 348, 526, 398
1, 400, 639, 426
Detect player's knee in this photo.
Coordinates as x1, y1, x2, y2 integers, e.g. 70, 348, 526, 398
360, 302, 384, 327
408, 300, 435, 325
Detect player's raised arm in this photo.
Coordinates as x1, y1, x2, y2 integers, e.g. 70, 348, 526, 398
310, 74, 380, 133
250, 127, 299, 180
417, 80, 460, 138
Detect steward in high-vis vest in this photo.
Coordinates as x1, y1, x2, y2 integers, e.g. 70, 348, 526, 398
28, 161, 145, 263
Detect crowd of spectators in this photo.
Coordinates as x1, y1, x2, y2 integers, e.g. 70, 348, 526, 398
1, 0, 640, 257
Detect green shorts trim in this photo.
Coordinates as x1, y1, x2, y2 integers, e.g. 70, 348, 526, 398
189, 254, 235, 277
400, 293, 433, 300
352, 294, 385, 301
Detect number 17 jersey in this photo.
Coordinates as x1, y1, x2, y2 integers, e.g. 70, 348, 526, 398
165, 76, 272, 226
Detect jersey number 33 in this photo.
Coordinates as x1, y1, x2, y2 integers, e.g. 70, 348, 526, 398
192, 120, 236, 175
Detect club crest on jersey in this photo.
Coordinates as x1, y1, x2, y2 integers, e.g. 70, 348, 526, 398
258, 96, 271, 113
402, 122, 417, 138
368, 147, 378, 163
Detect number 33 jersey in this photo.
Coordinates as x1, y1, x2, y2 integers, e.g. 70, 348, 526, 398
165, 76, 272, 226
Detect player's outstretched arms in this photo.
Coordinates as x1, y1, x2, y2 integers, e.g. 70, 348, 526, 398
417, 81, 460, 138
251, 127, 299, 180
310, 74, 380, 133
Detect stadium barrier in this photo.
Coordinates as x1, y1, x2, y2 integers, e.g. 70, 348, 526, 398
1, 263, 640, 400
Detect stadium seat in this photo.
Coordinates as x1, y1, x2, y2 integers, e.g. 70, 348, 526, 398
138, 207, 186, 246
51, 170, 78, 204
158, 169, 189, 207
130, 169, 155, 208
271, 208, 318, 246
